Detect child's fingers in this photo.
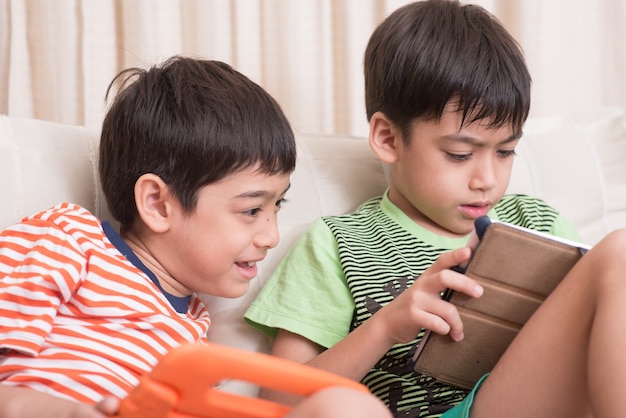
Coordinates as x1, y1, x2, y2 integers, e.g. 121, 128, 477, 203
409, 289, 467, 342
94, 396, 120, 416
415, 249, 484, 341
384, 248, 483, 343
412, 295, 462, 338
432, 246, 472, 272
419, 248, 482, 298
439, 268, 484, 299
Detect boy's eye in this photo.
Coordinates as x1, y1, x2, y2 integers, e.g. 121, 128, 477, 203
498, 149, 517, 158
243, 198, 287, 217
446, 152, 471, 162
275, 198, 287, 209
244, 208, 262, 216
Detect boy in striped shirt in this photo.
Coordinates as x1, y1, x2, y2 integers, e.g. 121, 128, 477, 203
0, 57, 391, 418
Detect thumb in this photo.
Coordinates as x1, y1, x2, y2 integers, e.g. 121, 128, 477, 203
94, 396, 120, 416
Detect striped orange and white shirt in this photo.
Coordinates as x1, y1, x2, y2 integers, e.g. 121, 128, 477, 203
0, 203, 211, 403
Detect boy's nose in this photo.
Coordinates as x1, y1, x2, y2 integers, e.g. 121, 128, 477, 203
469, 162, 497, 191
257, 213, 280, 249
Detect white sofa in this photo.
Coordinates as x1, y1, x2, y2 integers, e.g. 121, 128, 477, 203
2, 109, 626, 396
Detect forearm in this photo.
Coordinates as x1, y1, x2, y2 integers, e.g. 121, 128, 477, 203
306, 314, 395, 381
261, 314, 396, 406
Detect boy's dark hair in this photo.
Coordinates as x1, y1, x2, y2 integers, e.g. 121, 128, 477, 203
364, 0, 531, 141
99, 56, 296, 227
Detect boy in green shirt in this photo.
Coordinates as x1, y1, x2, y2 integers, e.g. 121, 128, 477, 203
246, 1, 626, 417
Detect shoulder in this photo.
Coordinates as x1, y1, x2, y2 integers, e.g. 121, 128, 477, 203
495, 194, 557, 212
321, 195, 385, 227
24, 202, 100, 231
493, 194, 560, 232
11, 202, 107, 254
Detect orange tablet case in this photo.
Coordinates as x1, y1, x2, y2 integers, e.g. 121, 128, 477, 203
115, 342, 369, 418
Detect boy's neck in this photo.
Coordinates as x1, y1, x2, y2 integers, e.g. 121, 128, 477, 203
122, 231, 192, 297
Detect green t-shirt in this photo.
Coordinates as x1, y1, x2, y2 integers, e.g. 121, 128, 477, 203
245, 191, 580, 416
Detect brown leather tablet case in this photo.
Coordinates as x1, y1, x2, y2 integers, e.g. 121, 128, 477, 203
412, 218, 589, 389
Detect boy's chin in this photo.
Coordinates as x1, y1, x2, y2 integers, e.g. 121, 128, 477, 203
425, 218, 475, 238
217, 280, 252, 299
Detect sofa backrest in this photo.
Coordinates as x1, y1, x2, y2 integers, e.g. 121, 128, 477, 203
0, 115, 113, 230
508, 108, 626, 243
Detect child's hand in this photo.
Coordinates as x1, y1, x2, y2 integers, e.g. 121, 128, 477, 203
0, 386, 120, 418
63, 396, 119, 418
95, 396, 120, 417
374, 247, 483, 344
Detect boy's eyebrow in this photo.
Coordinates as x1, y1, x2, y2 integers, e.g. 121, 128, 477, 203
236, 183, 291, 199
443, 131, 523, 145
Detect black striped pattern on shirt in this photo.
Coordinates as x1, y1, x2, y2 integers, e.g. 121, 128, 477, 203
322, 194, 558, 417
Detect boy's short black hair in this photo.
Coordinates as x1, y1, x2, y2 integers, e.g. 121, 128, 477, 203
99, 56, 296, 227
364, 0, 531, 140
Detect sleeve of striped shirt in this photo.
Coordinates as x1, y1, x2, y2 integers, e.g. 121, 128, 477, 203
0, 219, 86, 355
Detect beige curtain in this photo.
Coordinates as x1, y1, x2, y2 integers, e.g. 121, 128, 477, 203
1, 0, 625, 137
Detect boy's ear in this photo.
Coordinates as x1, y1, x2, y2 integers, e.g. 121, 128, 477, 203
134, 173, 174, 233
369, 111, 401, 163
